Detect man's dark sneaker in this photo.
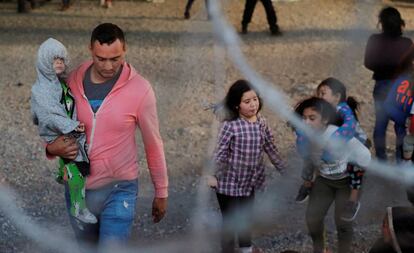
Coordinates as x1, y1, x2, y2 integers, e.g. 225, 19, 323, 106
184, 11, 190, 19
295, 184, 312, 203
341, 201, 361, 221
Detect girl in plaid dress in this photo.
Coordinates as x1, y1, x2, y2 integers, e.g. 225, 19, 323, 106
207, 79, 286, 253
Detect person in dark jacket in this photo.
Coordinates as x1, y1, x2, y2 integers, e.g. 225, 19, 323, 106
369, 206, 414, 253
364, 6, 414, 162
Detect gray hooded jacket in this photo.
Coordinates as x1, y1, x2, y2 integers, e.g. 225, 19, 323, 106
31, 38, 88, 163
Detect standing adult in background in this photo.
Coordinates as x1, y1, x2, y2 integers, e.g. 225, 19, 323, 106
364, 6, 414, 162
241, 0, 281, 35
46, 23, 168, 251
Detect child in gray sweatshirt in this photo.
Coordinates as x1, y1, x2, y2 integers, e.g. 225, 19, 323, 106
31, 38, 96, 224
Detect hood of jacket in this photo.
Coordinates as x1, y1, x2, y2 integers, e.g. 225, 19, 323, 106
31, 38, 71, 126
36, 38, 68, 81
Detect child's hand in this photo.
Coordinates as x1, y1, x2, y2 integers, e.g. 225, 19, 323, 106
205, 175, 218, 188
75, 123, 85, 132
303, 180, 313, 188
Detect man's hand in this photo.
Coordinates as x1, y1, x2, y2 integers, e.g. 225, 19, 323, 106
152, 197, 167, 223
46, 135, 78, 160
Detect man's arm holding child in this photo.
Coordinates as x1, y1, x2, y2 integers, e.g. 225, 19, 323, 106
46, 135, 78, 160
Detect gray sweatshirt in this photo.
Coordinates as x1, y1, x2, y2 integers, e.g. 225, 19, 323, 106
316, 125, 371, 180
31, 38, 87, 163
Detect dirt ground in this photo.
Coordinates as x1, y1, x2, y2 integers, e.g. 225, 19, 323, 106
1, 0, 414, 252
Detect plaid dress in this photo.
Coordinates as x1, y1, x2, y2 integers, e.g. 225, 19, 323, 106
214, 116, 285, 196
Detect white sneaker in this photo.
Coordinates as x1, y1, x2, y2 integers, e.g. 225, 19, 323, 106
76, 208, 97, 224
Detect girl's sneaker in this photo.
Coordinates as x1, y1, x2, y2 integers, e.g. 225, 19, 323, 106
295, 184, 312, 203
341, 201, 360, 221
76, 208, 97, 224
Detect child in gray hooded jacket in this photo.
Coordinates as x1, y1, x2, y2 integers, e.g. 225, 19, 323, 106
31, 38, 96, 224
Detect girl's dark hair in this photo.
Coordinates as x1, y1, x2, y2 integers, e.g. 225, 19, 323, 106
379, 7, 405, 37
91, 23, 126, 47
224, 79, 262, 121
295, 97, 341, 126
317, 77, 360, 121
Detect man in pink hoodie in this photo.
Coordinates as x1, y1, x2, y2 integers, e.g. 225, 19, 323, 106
46, 23, 168, 250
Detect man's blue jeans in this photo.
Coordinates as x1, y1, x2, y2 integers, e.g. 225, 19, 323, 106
65, 180, 138, 252
373, 80, 406, 162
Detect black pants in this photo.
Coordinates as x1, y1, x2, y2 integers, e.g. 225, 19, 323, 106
216, 192, 255, 253
242, 0, 278, 30
17, 0, 36, 12
185, 0, 209, 14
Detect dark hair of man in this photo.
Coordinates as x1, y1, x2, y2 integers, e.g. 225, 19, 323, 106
90, 23, 125, 47
224, 79, 263, 121
318, 77, 360, 121
295, 97, 341, 126
379, 7, 405, 38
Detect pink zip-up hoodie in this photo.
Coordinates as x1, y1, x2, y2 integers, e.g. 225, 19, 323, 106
68, 61, 168, 198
